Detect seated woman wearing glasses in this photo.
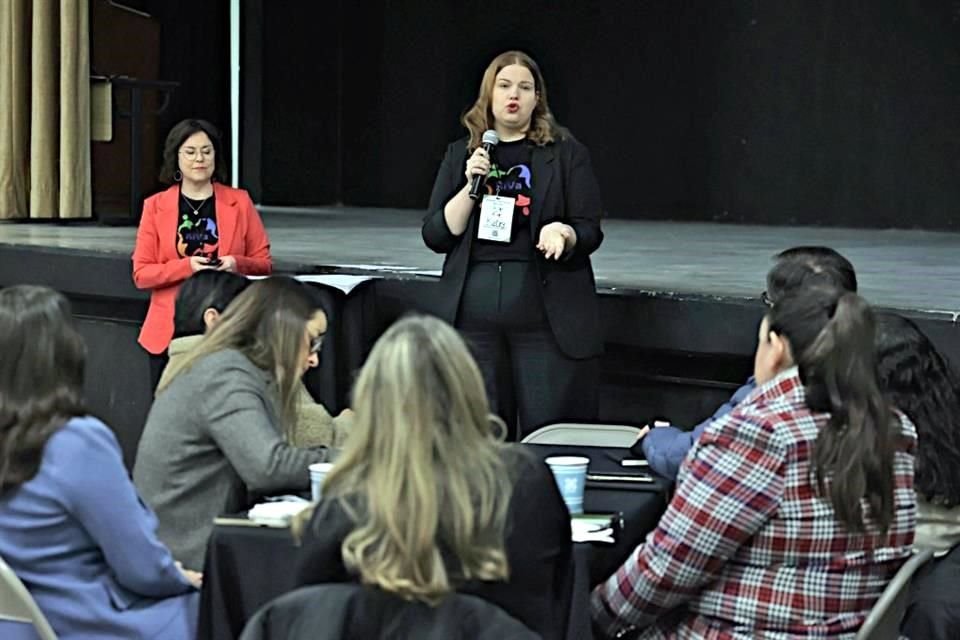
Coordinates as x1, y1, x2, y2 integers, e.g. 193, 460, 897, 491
133, 118, 272, 391
592, 286, 917, 639
160, 270, 352, 448
292, 315, 572, 639
134, 277, 328, 571
0, 286, 199, 639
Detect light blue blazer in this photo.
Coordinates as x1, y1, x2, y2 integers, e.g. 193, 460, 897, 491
0, 416, 198, 639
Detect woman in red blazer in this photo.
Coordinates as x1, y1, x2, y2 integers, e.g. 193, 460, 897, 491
133, 119, 272, 387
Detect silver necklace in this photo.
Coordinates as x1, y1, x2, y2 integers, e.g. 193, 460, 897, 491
181, 192, 210, 216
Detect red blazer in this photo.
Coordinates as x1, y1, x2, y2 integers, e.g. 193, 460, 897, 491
132, 183, 272, 354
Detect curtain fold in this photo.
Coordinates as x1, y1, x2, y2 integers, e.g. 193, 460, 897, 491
0, 0, 31, 219
58, 0, 90, 219
0, 0, 91, 220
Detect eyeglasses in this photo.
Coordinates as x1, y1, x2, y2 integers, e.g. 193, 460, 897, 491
309, 335, 324, 355
760, 291, 774, 307
179, 146, 215, 160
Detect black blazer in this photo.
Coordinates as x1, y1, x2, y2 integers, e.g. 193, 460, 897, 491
239, 584, 541, 640
421, 135, 604, 359
293, 447, 573, 640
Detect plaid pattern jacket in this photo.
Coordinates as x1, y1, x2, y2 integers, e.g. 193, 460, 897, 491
591, 367, 917, 639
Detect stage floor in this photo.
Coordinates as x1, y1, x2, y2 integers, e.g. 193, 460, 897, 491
2, 206, 959, 315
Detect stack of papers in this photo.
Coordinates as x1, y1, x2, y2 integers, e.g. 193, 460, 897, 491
247, 498, 311, 527
571, 515, 616, 544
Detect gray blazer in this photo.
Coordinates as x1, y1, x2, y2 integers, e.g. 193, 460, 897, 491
133, 349, 324, 569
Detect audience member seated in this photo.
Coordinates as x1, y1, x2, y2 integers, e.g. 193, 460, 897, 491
134, 277, 328, 570
592, 286, 917, 639
292, 315, 572, 640
641, 246, 859, 480
874, 313, 960, 639
0, 286, 200, 639
161, 270, 352, 448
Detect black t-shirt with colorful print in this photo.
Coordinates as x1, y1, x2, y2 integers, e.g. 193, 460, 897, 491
471, 139, 535, 262
176, 191, 220, 259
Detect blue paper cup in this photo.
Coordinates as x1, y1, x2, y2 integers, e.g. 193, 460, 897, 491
545, 455, 590, 515
309, 462, 334, 502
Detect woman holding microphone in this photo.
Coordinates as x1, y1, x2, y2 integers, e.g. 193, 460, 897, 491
422, 51, 604, 438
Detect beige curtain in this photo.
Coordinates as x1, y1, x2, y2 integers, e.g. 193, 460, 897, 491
0, 0, 91, 220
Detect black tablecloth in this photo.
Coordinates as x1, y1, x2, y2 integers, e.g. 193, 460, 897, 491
528, 444, 670, 586
198, 444, 669, 640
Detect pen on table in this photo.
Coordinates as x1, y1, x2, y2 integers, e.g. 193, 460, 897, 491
586, 473, 655, 483
603, 451, 650, 467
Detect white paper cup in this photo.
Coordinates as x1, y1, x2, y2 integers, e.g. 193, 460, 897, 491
544, 455, 590, 514
309, 462, 334, 502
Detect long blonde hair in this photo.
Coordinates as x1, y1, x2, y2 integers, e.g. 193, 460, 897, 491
158, 277, 317, 438
462, 50, 563, 150
324, 315, 515, 604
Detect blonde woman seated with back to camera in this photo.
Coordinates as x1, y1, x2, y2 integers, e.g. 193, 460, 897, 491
292, 315, 573, 639
134, 277, 328, 571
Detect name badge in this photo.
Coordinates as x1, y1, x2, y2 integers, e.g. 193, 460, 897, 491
476, 195, 515, 243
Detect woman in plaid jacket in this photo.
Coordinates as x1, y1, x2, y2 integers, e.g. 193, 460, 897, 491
592, 286, 917, 639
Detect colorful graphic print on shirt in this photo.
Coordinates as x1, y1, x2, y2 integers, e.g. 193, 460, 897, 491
486, 162, 533, 218
177, 210, 220, 258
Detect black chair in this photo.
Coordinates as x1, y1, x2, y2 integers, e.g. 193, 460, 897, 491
239, 583, 540, 640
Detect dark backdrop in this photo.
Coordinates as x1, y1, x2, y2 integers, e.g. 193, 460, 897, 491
90, 0, 230, 218
244, 0, 960, 229
149, 0, 231, 155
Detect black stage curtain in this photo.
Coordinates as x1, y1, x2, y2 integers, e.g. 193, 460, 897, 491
249, 0, 960, 230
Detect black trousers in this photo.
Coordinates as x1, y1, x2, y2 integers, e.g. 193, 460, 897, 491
148, 351, 169, 393
902, 544, 960, 640
457, 261, 599, 441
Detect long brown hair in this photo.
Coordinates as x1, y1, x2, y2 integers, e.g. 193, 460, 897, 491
462, 51, 563, 150
323, 315, 515, 604
875, 313, 960, 507
159, 277, 317, 437
0, 286, 88, 494
768, 286, 899, 532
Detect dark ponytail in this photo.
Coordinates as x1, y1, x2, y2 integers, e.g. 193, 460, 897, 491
768, 288, 898, 532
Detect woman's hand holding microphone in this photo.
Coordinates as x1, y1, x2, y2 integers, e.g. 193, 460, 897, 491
444, 146, 492, 236
464, 146, 491, 185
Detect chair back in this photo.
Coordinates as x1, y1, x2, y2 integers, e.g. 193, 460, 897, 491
0, 556, 57, 640
522, 423, 641, 448
854, 549, 935, 640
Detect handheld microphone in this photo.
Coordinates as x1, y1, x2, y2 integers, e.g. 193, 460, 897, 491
468, 129, 499, 200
